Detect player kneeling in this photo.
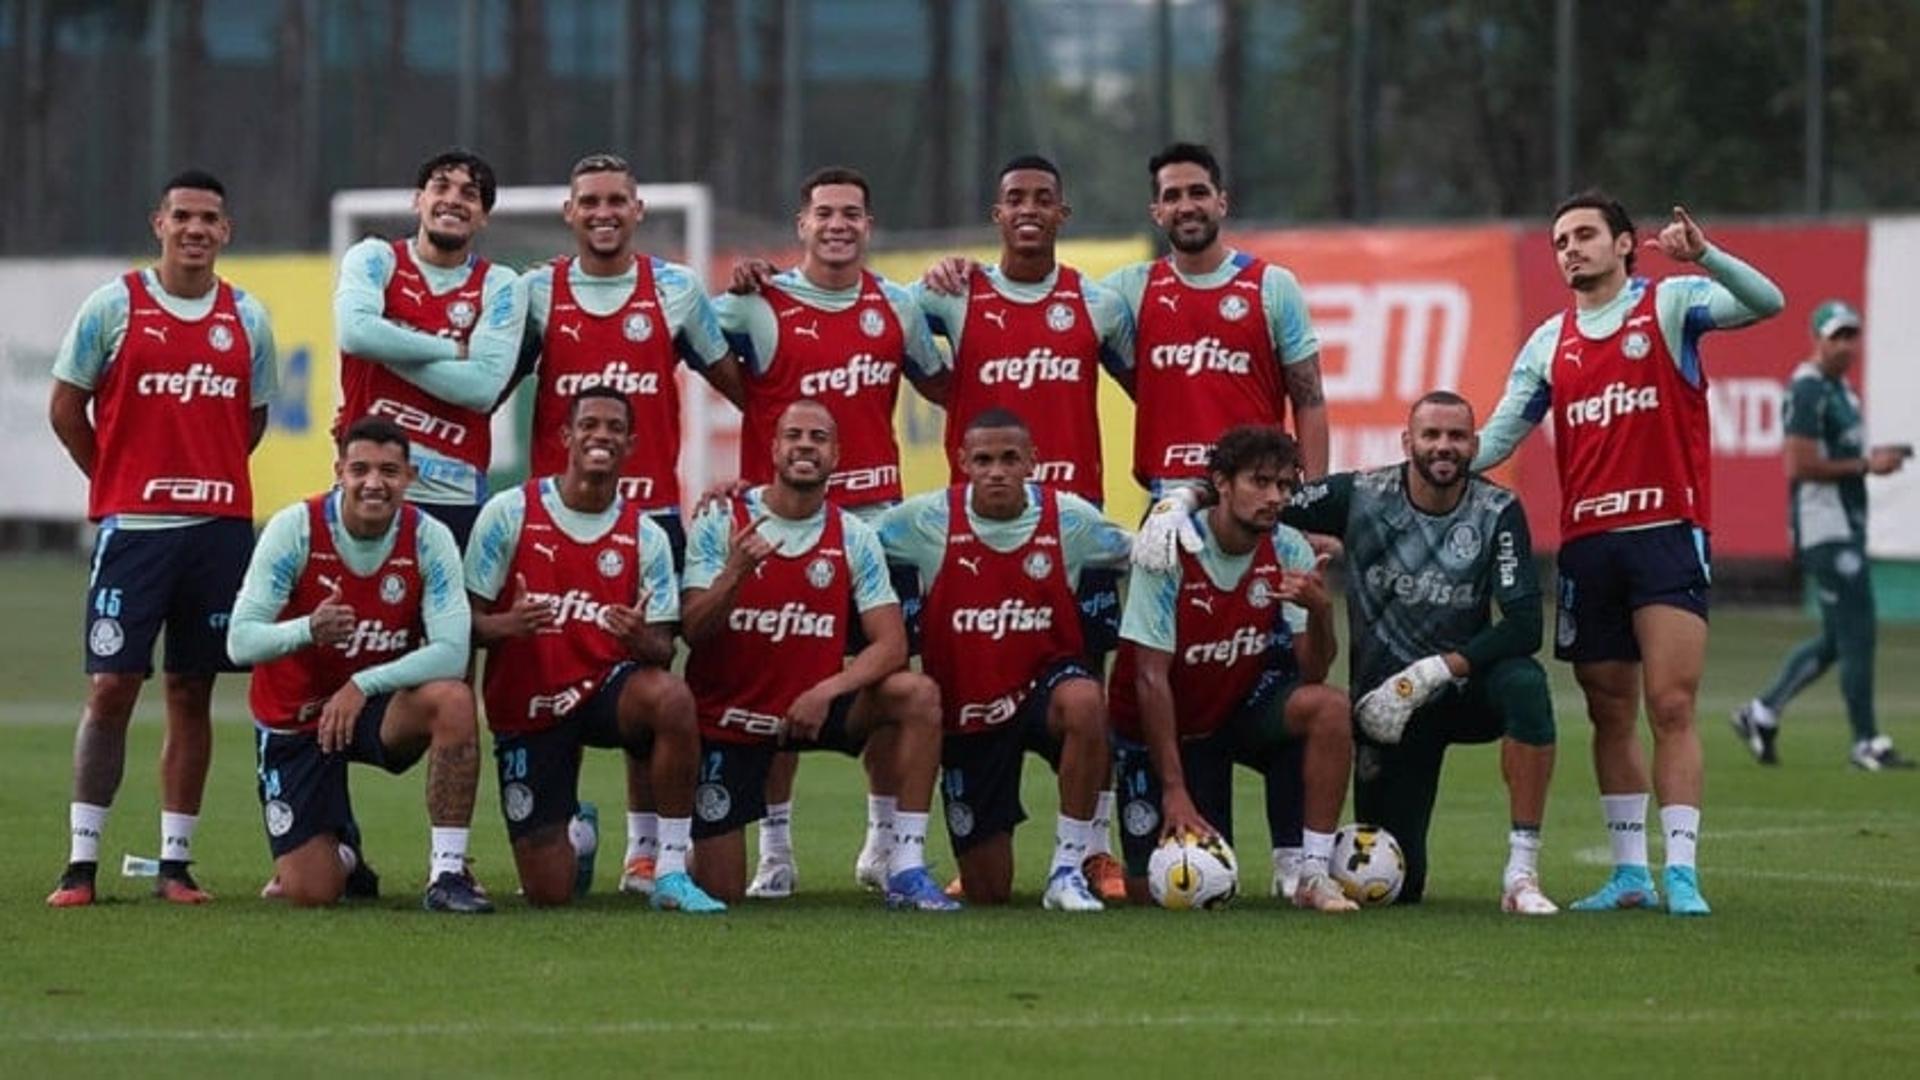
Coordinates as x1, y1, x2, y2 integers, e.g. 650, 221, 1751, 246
231, 417, 489, 912
468, 388, 722, 912
681, 401, 954, 910
1113, 427, 1357, 913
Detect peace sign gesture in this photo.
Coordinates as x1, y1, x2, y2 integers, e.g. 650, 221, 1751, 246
1644, 205, 1708, 263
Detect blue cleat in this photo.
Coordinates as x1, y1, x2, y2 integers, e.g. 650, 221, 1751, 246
1663, 865, 1711, 917
572, 802, 599, 899
885, 866, 963, 911
651, 871, 727, 914
1568, 865, 1661, 911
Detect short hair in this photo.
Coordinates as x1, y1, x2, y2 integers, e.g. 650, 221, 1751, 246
337, 415, 411, 458
159, 169, 226, 207
799, 166, 872, 211
1207, 425, 1299, 481
999, 154, 1062, 191
1409, 389, 1476, 426
964, 408, 1030, 437
570, 152, 635, 185
567, 385, 633, 424
416, 148, 499, 212
1551, 188, 1636, 274
1147, 142, 1223, 193
777, 398, 838, 433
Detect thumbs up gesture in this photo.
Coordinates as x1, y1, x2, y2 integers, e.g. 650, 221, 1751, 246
502, 571, 559, 637
309, 577, 357, 646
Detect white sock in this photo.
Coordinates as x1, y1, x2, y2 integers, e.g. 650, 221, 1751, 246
1747, 699, 1779, 728
760, 801, 793, 863
625, 811, 658, 864
1272, 845, 1302, 873
69, 802, 108, 864
568, 813, 598, 857
864, 794, 897, 856
1505, 828, 1542, 886
1088, 791, 1115, 857
887, 811, 930, 877
1300, 829, 1336, 876
160, 811, 197, 865
1660, 805, 1701, 869
657, 817, 692, 877
1050, 814, 1094, 875
1601, 794, 1650, 867
429, 827, 469, 880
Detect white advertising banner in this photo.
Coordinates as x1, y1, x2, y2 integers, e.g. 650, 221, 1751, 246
1864, 218, 1920, 559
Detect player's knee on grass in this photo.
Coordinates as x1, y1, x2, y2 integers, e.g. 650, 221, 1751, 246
514, 827, 578, 907
692, 832, 747, 901
277, 836, 348, 908
1486, 658, 1554, 747
958, 834, 1015, 905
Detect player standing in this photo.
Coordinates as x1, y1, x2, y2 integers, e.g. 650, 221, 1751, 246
1280, 393, 1559, 912
880, 410, 1133, 910
335, 148, 527, 547
1733, 301, 1913, 769
46, 170, 278, 906
228, 417, 490, 912
681, 401, 956, 909
466, 388, 723, 912
1109, 426, 1356, 912
713, 166, 949, 899
1474, 193, 1784, 915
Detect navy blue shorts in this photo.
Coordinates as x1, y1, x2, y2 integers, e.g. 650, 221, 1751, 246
939, 661, 1092, 855
850, 562, 923, 656
1076, 567, 1123, 662
649, 511, 687, 577
255, 694, 405, 859
690, 694, 862, 840
1553, 523, 1711, 663
491, 663, 649, 842
84, 517, 253, 676
416, 501, 482, 550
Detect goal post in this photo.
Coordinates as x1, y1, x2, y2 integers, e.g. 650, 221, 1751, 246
327, 182, 730, 501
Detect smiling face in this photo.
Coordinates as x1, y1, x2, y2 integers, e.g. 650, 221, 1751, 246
151, 186, 231, 275
797, 182, 871, 272
1403, 400, 1477, 492
564, 169, 641, 260
414, 164, 489, 253
1150, 161, 1226, 255
334, 437, 413, 537
771, 401, 839, 492
562, 395, 634, 481
992, 169, 1069, 258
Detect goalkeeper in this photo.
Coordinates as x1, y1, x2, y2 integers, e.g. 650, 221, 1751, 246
1134, 391, 1558, 912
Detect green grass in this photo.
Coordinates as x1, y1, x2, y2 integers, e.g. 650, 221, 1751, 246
1, 553, 1916, 1078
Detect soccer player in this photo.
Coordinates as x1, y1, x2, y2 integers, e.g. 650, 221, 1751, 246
879, 409, 1134, 910
681, 400, 956, 910
1734, 301, 1914, 770
1280, 393, 1559, 913
466, 387, 723, 912
1109, 426, 1357, 913
227, 417, 490, 912
1110, 140, 1331, 896
514, 151, 747, 895
46, 170, 278, 907
334, 148, 528, 548
1474, 193, 1784, 916
713, 166, 949, 900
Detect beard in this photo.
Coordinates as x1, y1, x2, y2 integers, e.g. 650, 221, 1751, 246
424, 229, 467, 252
1167, 218, 1219, 254
1411, 452, 1463, 490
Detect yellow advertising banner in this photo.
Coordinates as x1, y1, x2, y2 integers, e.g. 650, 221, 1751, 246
222, 255, 340, 520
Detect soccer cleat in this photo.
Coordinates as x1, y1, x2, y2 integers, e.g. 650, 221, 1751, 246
1501, 874, 1560, 916
1569, 865, 1660, 911
1663, 865, 1711, 917
1081, 852, 1128, 903
1850, 735, 1917, 771
1040, 866, 1104, 912
343, 854, 381, 900
423, 870, 495, 914
1730, 704, 1779, 765
155, 862, 213, 904
943, 873, 965, 899
572, 802, 600, 898
884, 866, 963, 912
618, 855, 657, 896
745, 858, 796, 899
47, 862, 98, 908
855, 846, 891, 892
1270, 849, 1302, 900
458, 858, 491, 902
651, 871, 727, 913
1292, 872, 1359, 913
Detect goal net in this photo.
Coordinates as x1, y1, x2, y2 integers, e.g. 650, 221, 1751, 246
327, 183, 733, 502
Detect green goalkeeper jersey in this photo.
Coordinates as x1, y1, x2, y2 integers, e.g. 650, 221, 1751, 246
1783, 360, 1869, 551
1283, 465, 1543, 695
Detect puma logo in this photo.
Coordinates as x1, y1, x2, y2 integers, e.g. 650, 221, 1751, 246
141, 325, 168, 344
1188, 595, 1214, 614
558, 323, 582, 342
1155, 294, 1180, 312
531, 542, 558, 562
1561, 350, 1583, 368
793, 322, 821, 340
982, 310, 1007, 330
398, 286, 426, 306
957, 556, 981, 576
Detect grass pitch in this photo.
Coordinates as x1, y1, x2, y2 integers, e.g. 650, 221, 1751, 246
1, 553, 1915, 1078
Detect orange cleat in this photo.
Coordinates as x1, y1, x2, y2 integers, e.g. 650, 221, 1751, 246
155, 865, 213, 904
47, 863, 97, 908
1081, 852, 1128, 903
943, 873, 965, 899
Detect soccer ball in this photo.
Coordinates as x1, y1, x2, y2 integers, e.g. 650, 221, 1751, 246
1330, 824, 1406, 906
1148, 832, 1239, 910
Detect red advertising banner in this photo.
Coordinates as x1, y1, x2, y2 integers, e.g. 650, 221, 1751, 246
1511, 222, 1867, 556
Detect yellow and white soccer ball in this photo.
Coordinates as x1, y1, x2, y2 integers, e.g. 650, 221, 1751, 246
1148, 832, 1239, 910
1330, 823, 1406, 906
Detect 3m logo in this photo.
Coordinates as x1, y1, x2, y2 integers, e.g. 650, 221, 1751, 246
1310, 283, 1469, 403
370, 398, 468, 445
1570, 487, 1665, 523
142, 477, 236, 505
